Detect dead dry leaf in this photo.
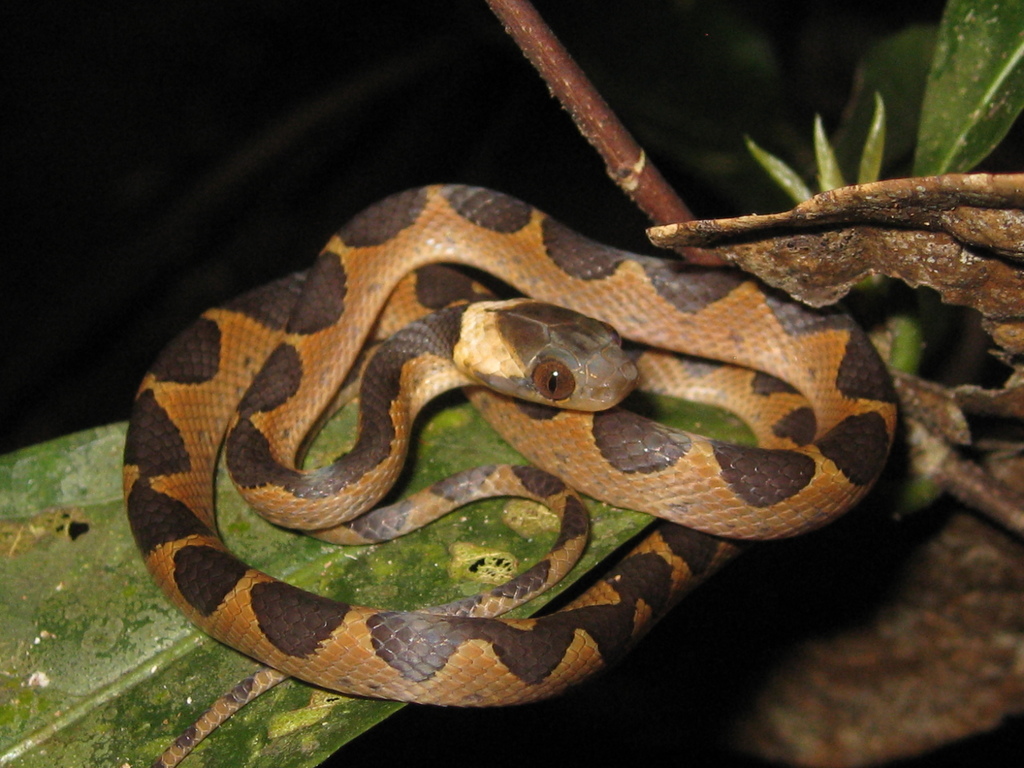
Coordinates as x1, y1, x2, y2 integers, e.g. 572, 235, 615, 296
648, 174, 1024, 354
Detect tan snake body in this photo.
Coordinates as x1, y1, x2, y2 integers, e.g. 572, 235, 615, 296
123, 185, 896, 758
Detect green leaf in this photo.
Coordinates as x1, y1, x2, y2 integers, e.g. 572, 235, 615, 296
915, 0, 1024, 174
887, 313, 925, 375
0, 396, 749, 767
833, 25, 936, 178
813, 115, 846, 191
744, 135, 813, 203
857, 93, 887, 184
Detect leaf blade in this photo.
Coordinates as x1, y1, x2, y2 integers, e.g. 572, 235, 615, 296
813, 115, 846, 191
857, 93, 887, 185
744, 136, 813, 203
1, 397, 749, 767
915, 0, 1024, 174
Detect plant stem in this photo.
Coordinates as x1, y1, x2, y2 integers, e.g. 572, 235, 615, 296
485, 0, 722, 264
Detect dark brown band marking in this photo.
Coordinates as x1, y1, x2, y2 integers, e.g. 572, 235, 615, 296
149, 318, 221, 384
644, 263, 745, 314
541, 218, 624, 280
600, 549, 675, 617
771, 406, 817, 446
556, 495, 589, 543
488, 560, 551, 602
230, 673, 257, 702
430, 465, 499, 501
414, 264, 491, 310
711, 442, 815, 507
288, 253, 347, 335
343, 500, 414, 543
171, 724, 199, 754
484, 617, 581, 685
657, 524, 726, 577
174, 545, 248, 617
379, 549, 669, 684
751, 371, 800, 396
442, 186, 532, 233
225, 418, 299, 490
511, 465, 567, 498
237, 343, 304, 418
835, 332, 898, 403
540, 550, 675, 668
593, 410, 692, 474
368, 612, 481, 683
227, 414, 379, 500
124, 391, 191, 477
816, 411, 890, 486
515, 400, 560, 421
369, 607, 613, 687
674, 356, 720, 378
763, 291, 850, 336
127, 481, 215, 554
338, 187, 429, 247
223, 272, 306, 330
251, 580, 350, 658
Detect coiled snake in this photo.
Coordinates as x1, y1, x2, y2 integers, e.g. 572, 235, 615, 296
124, 185, 897, 761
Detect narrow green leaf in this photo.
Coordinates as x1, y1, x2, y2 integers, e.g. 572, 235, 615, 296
744, 135, 812, 203
833, 25, 936, 178
915, 0, 1024, 174
0, 396, 749, 767
887, 313, 925, 375
858, 93, 887, 184
813, 115, 846, 191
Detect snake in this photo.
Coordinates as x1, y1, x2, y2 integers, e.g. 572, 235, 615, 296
123, 185, 897, 760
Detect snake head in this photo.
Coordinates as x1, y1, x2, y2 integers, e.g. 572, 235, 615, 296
454, 299, 639, 411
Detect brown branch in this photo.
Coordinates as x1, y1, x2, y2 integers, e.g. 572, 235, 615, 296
896, 371, 1024, 539
933, 451, 1024, 539
485, 0, 722, 265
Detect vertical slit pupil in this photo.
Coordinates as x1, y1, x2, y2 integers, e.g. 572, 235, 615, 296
533, 359, 574, 401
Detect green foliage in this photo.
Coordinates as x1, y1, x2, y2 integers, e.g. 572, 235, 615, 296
743, 136, 813, 203
858, 93, 888, 185
915, 0, 1024, 174
746, 93, 890, 202
833, 25, 936, 178
814, 115, 847, 191
0, 398, 746, 767
6, 1, 1024, 766
747, 0, 1024, 194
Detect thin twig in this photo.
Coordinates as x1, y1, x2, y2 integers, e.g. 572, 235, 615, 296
933, 451, 1024, 540
485, 0, 722, 265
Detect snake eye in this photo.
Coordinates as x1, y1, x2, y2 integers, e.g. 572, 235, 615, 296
532, 359, 576, 401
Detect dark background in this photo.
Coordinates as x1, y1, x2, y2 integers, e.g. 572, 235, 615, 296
4, 0, 958, 455
6, 1, 1020, 765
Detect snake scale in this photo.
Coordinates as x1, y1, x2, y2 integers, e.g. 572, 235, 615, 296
124, 185, 897, 758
